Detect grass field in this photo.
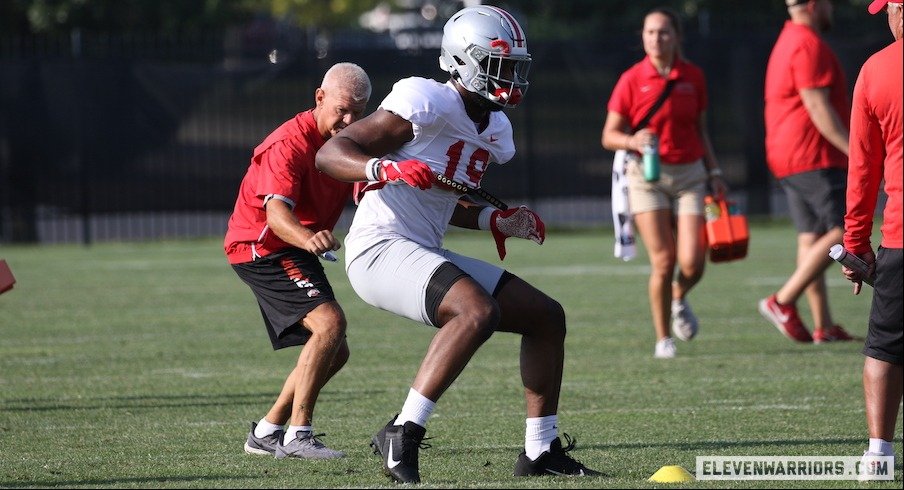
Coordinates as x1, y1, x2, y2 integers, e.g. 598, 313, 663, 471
1, 221, 901, 488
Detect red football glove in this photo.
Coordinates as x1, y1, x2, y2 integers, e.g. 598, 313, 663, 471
489, 206, 546, 260
368, 158, 434, 190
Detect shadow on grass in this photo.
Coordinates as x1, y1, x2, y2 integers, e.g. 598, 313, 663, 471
0, 389, 385, 413
442, 437, 867, 455
0, 474, 265, 488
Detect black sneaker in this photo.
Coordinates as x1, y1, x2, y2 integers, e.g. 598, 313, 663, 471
513, 434, 600, 476
370, 416, 430, 484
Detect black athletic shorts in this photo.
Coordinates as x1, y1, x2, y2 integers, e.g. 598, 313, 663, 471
232, 248, 336, 350
779, 168, 846, 234
863, 247, 903, 365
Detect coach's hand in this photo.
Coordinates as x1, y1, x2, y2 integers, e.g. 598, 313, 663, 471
366, 158, 434, 190
488, 206, 546, 260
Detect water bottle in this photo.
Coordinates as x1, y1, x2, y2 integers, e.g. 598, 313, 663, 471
642, 134, 660, 182
829, 244, 874, 287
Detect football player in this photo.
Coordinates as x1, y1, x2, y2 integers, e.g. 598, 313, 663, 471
316, 5, 600, 484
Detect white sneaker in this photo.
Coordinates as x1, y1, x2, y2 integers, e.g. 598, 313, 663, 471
671, 299, 699, 341
858, 451, 894, 481
654, 337, 676, 359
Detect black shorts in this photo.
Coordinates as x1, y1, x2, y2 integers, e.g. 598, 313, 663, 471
863, 247, 903, 365
779, 168, 846, 234
232, 248, 336, 350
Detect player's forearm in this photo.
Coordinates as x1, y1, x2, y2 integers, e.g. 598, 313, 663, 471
316, 135, 370, 182
450, 198, 482, 230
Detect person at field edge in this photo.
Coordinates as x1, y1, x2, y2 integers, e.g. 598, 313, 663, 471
223, 63, 371, 460
841, 0, 902, 477
601, 7, 729, 359
316, 5, 600, 484
758, 0, 854, 344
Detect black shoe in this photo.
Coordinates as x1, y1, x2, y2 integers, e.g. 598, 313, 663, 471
514, 434, 600, 476
370, 416, 429, 484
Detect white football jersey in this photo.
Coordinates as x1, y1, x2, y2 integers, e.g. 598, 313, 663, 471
345, 77, 516, 263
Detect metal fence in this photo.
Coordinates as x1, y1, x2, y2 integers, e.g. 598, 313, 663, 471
0, 24, 889, 244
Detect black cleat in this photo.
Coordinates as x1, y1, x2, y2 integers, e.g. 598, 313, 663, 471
514, 434, 601, 477
370, 416, 429, 484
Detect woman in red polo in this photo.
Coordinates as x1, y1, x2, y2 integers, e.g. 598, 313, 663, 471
601, 7, 728, 359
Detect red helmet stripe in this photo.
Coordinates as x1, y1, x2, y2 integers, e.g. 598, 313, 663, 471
486, 6, 525, 48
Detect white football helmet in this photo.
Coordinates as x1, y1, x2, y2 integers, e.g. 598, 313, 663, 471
439, 6, 531, 108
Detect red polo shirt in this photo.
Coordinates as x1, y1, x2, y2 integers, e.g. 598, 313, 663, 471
224, 110, 353, 264
844, 39, 903, 254
607, 56, 708, 164
764, 21, 850, 179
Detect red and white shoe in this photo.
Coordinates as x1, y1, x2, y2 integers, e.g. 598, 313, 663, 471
758, 294, 812, 343
813, 325, 854, 344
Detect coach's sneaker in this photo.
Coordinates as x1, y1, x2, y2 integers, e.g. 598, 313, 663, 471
671, 298, 699, 341
813, 325, 854, 344
275, 430, 345, 459
758, 294, 812, 342
370, 416, 429, 484
654, 337, 676, 359
514, 434, 601, 477
244, 422, 282, 456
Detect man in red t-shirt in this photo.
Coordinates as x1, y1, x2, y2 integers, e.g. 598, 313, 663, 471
224, 63, 371, 459
841, 0, 902, 473
759, 0, 854, 344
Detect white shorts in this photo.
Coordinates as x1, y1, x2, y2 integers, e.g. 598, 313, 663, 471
345, 237, 505, 327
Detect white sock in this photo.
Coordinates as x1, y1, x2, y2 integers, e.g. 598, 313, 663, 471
395, 388, 435, 428
525, 415, 558, 460
254, 418, 284, 439
284, 425, 312, 445
868, 438, 893, 456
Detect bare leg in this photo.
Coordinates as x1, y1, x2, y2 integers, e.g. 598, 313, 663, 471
863, 357, 904, 441
633, 209, 676, 340
263, 301, 350, 426
776, 227, 843, 331
495, 276, 566, 417
673, 214, 706, 300
411, 276, 498, 401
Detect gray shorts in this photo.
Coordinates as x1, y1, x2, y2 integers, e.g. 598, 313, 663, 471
627, 157, 707, 216
779, 168, 846, 234
345, 237, 505, 327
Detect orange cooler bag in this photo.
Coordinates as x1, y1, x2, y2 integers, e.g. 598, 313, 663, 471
704, 196, 749, 263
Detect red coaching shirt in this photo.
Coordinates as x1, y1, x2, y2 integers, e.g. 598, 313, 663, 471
844, 39, 903, 255
224, 110, 352, 264
607, 56, 708, 165
764, 21, 850, 179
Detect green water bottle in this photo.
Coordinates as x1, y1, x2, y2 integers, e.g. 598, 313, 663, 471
642, 134, 660, 182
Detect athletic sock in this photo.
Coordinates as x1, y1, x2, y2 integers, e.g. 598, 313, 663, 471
395, 388, 435, 428
284, 425, 312, 445
525, 414, 558, 460
254, 418, 284, 439
868, 438, 893, 456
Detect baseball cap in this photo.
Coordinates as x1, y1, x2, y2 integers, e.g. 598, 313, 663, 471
868, 1, 896, 14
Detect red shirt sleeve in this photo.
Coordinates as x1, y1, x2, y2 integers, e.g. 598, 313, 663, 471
607, 70, 634, 118
255, 139, 306, 206
792, 37, 834, 89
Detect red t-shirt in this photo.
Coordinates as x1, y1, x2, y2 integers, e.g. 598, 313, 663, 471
607, 56, 708, 164
844, 39, 903, 254
764, 21, 850, 179
224, 110, 353, 264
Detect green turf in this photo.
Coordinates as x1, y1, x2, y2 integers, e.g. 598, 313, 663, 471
0, 221, 900, 488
